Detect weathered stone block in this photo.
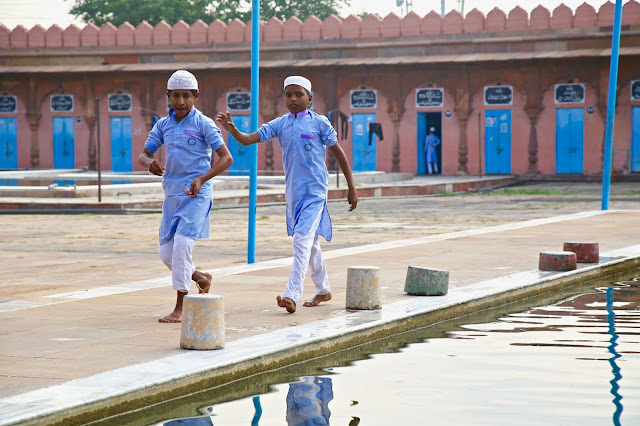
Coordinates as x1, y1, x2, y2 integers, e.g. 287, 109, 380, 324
563, 241, 599, 263
539, 251, 577, 271
180, 294, 225, 350
404, 266, 449, 296
346, 266, 381, 310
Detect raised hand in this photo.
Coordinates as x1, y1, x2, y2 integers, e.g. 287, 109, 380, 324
215, 111, 236, 132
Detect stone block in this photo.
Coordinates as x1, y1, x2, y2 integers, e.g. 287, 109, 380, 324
539, 251, 577, 271
563, 241, 599, 263
346, 266, 381, 310
180, 294, 225, 350
404, 266, 449, 296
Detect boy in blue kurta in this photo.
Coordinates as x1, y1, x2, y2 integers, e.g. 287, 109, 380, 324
216, 76, 358, 313
139, 70, 233, 323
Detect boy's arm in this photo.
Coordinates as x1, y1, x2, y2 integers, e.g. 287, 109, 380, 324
138, 148, 165, 176
215, 111, 260, 146
183, 145, 234, 198
328, 143, 358, 211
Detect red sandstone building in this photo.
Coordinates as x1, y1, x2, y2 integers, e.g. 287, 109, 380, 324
0, 3, 639, 177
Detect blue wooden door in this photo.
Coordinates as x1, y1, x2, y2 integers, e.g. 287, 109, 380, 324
110, 116, 132, 173
556, 108, 584, 174
632, 106, 640, 173
53, 117, 75, 170
484, 110, 511, 174
416, 113, 427, 175
352, 113, 376, 172
228, 115, 251, 176
0, 117, 18, 185
0, 117, 17, 169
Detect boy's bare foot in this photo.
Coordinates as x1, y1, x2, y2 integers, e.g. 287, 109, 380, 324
303, 292, 332, 307
193, 271, 212, 293
159, 309, 182, 323
159, 291, 187, 323
276, 295, 296, 313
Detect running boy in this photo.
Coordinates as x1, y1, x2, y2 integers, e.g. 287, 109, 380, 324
139, 70, 233, 323
216, 75, 358, 313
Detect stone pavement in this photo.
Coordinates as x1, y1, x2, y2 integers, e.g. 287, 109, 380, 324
0, 175, 639, 425
0, 170, 514, 211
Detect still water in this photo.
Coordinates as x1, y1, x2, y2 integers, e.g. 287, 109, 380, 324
111, 279, 640, 426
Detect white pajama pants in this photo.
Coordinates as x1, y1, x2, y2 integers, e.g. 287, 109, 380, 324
427, 162, 438, 174
283, 209, 330, 304
158, 233, 196, 293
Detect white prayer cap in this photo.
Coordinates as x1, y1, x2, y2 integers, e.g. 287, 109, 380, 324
284, 75, 311, 92
430, 127, 435, 131
167, 70, 198, 91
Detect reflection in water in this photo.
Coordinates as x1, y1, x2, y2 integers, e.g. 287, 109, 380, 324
607, 287, 623, 426
252, 396, 262, 426
138, 279, 639, 426
286, 377, 333, 425
162, 417, 213, 425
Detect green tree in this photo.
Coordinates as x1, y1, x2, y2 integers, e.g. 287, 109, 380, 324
66, 0, 350, 27
249, 0, 349, 22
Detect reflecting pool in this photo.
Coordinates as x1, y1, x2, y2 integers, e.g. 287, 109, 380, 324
102, 278, 640, 426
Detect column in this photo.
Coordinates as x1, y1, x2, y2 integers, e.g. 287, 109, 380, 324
526, 109, 540, 175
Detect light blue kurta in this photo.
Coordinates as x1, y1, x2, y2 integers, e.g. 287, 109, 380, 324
257, 109, 337, 241
424, 133, 441, 163
145, 107, 225, 244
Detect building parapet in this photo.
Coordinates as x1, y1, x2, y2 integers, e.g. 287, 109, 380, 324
0, 2, 639, 52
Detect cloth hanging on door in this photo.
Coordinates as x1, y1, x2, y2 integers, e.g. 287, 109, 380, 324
326, 109, 349, 140
368, 122, 383, 145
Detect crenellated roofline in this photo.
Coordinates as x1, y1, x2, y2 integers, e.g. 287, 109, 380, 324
1, 1, 639, 50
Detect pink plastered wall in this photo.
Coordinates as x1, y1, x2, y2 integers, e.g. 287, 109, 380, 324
35, 85, 89, 169
1, 93, 31, 169
336, 86, 394, 173
610, 80, 640, 173
401, 86, 459, 175
536, 81, 603, 175
467, 83, 530, 175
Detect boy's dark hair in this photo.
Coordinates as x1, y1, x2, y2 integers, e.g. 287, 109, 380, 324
167, 89, 198, 96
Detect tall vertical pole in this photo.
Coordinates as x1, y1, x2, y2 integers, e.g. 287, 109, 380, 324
96, 97, 102, 203
441, 0, 445, 17
248, 0, 260, 263
478, 112, 483, 177
602, 0, 623, 210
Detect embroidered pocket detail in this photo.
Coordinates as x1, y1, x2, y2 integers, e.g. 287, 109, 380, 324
184, 130, 204, 137
300, 134, 315, 140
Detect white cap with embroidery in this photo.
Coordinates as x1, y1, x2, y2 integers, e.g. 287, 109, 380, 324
284, 76, 311, 92
167, 70, 199, 91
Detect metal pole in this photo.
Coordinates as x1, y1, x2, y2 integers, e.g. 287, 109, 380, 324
601, 0, 623, 210
478, 112, 483, 177
96, 97, 102, 202
248, 0, 260, 263
441, 0, 445, 17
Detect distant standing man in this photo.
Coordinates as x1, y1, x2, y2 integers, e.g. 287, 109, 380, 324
424, 127, 441, 175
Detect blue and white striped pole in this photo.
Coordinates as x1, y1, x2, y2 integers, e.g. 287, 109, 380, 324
248, 0, 260, 263
601, 0, 624, 210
